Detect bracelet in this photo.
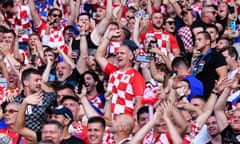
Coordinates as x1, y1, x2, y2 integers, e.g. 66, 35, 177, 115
179, 95, 186, 101
211, 91, 220, 97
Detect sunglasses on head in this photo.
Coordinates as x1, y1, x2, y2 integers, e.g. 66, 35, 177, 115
52, 14, 62, 18
166, 21, 175, 25
4, 109, 18, 114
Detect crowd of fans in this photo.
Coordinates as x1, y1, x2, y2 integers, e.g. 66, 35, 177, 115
0, 0, 239, 143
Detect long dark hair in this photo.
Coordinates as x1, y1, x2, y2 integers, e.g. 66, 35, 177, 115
80, 70, 104, 94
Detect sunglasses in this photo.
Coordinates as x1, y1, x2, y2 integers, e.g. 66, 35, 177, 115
207, 11, 217, 15
52, 14, 62, 18
166, 21, 175, 25
4, 109, 18, 114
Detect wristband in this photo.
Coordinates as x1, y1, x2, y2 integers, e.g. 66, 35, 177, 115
211, 91, 220, 97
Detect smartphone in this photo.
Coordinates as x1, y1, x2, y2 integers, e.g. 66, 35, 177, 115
136, 55, 151, 63
230, 21, 237, 30
135, 10, 145, 18
229, 6, 235, 14
143, 14, 149, 19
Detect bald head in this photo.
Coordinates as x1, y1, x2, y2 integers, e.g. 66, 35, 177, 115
111, 114, 134, 135
118, 114, 134, 134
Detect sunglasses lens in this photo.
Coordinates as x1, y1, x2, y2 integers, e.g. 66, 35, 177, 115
52, 14, 61, 18
167, 21, 175, 25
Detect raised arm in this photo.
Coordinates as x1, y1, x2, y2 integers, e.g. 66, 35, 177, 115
95, 29, 121, 71
149, 47, 172, 82
74, 0, 81, 22
76, 23, 89, 74
13, 39, 24, 63
90, 0, 113, 46
197, 79, 230, 129
66, 0, 76, 25
129, 105, 162, 144
42, 57, 54, 82
216, 65, 228, 85
147, 0, 152, 15
0, 43, 21, 71
103, 91, 113, 126
162, 101, 183, 144
14, 92, 43, 142
76, 86, 99, 118
115, 0, 126, 25
169, 0, 183, 18
132, 15, 142, 47
140, 63, 153, 82
57, 46, 76, 69
28, 0, 41, 27
214, 79, 232, 132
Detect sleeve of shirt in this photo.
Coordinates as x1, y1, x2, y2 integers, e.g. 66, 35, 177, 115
104, 62, 118, 76
132, 70, 146, 96
212, 52, 227, 69
169, 33, 179, 49
37, 21, 46, 38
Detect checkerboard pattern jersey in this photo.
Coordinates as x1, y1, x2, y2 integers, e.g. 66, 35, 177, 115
5, 5, 33, 43
14, 91, 56, 132
107, 67, 145, 118
178, 26, 194, 50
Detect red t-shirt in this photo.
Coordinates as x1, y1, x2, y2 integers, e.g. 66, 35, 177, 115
0, 128, 30, 144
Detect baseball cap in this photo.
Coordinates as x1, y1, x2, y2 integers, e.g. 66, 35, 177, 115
50, 105, 73, 122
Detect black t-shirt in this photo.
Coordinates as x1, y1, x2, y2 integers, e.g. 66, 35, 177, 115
221, 125, 240, 143
62, 68, 81, 88
216, 16, 228, 38
192, 17, 209, 29
71, 33, 98, 51
61, 136, 85, 144
195, 48, 226, 99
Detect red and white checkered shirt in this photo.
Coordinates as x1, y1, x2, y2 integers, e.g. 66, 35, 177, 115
107, 41, 121, 55
5, 5, 33, 42
141, 30, 179, 56
191, 3, 202, 15
143, 129, 171, 144
178, 26, 194, 50
183, 120, 201, 144
71, 121, 89, 143
105, 63, 145, 118
103, 127, 115, 144
37, 21, 66, 48
23, 50, 43, 67
0, 85, 20, 104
